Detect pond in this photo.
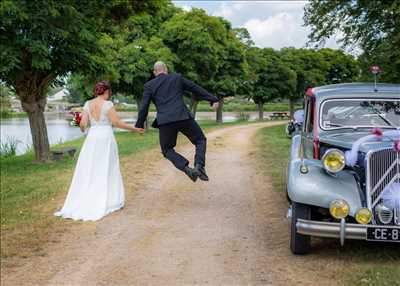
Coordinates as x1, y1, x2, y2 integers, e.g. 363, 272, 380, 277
0, 113, 83, 155
0, 111, 262, 155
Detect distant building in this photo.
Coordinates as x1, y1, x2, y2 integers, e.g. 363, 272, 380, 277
47, 89, 69, 102
10, 97, 22, 112
8, 90, 71, 113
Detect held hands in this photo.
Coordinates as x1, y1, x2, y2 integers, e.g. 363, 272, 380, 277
212, 102, 219, 112
134, 127, 145, 134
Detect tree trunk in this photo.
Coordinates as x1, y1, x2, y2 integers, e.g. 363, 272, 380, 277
289, 98, 295, 119
191, 95, 198, 118
21, 98, 50, 161
15, 71, 55, 162
216, 98, 224, 123
258, 102, 264, 120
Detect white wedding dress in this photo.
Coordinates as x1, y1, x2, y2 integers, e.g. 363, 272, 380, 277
54, 100, 125, 221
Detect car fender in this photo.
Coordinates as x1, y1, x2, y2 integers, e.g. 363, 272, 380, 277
287, 135, 362, 217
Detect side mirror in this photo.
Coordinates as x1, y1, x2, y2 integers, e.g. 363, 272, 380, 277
286, 122, 296, 137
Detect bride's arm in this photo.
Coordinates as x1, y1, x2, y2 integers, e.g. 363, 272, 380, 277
79, 112, 89, 132
108, 107, 144, 133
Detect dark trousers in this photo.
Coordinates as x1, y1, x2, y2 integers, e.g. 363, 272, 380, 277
159, 119, 207, 171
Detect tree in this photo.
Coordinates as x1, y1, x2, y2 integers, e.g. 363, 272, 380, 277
318, 48, 359, 83
0, 83, 15, 98
280, 48, 326, 116
213, 23, 249, 123
102, 1, 179, 105
246, 48, 296, 120
160, 9, 225, 116
280, 48, 359, 117
66, 74, 93, 104
304, 0, 400, 83
357, 44, 400, 83
0, 0, 165, 161
160, 9, 248, 122
68, 2, 178, 129
116, 37, 177, 108
233, 27, 254, 47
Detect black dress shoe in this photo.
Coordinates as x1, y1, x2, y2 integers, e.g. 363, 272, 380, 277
184, 166, 198, 182
195, 164, 209, 181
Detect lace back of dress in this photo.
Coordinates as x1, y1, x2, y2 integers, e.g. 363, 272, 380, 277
85, 100, 112, 126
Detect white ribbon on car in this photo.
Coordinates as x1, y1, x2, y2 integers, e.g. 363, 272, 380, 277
293, 109, 304, 124
381, 183, 400, 210
344, 130, 400, 167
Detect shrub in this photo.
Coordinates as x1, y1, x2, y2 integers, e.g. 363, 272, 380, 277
0, 137, 20, 157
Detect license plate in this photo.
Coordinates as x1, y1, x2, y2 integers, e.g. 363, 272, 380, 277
367, 226, 400, 242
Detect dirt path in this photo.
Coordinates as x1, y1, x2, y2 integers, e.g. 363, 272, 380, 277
3, 122, 346, 286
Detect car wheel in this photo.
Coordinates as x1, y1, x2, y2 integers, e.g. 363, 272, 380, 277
290, 202, 311, 255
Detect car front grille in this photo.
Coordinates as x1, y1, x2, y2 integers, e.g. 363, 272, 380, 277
366, 148, 400, 225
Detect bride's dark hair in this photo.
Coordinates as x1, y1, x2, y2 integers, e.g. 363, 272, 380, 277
93, 80, 112, 97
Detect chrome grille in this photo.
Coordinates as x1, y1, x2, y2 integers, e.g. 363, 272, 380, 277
366, 148, 400, 225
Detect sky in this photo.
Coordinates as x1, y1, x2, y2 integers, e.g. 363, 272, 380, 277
172, 1, 342, 50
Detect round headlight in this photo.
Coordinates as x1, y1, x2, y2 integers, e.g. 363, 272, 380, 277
376, 204, 393, 224
329, 199, 350, 219
355, 208, 372, 224
322, 149, 345, 173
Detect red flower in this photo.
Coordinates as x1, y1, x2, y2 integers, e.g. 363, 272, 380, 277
74, 112, 82, 125
394, 139, 400, 152
370, 128, 383, 137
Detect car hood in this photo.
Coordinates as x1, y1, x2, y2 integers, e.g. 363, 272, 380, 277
319, 131, 397, 153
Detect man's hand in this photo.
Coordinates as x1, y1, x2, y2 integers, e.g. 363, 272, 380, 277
134, 127, 145, 134
212, 102, 219, 112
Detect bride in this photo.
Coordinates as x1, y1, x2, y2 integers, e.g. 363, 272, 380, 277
55, 81, 144, 221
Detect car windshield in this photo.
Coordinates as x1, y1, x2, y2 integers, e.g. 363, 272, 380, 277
320, 99, 400, 130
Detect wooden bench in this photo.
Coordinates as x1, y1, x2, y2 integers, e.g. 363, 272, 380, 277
270, 112, 290, 120
51, 147, 77, 161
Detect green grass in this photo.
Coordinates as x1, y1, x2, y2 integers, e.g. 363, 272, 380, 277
256, 124, 291, 192
0, 110, 27, 118
256, 125, 400, 286
350, 266, 400, 286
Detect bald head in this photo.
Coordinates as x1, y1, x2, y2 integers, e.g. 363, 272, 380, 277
153, 61, 168, 76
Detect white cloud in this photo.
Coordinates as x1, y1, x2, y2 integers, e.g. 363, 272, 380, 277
243, 12, 308, 49
174, 1, 342, 50
180, 5, 191, 12
214, 3, 234, 19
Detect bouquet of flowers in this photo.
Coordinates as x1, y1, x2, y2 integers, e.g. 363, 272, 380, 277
69, 111, 82, 127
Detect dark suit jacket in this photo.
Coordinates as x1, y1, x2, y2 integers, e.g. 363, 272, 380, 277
135, 73, 218, 128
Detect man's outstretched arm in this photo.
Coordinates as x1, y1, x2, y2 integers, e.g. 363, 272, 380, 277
135, 84, 152, 128
182, 77, 219, 104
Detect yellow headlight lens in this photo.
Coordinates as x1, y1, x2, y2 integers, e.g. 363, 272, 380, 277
355, 208, 372, 224
329, 199, 350, 219
322, 149, 345, 173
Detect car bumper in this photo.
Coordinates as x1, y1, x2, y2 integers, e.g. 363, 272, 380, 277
296, 218, 366, 245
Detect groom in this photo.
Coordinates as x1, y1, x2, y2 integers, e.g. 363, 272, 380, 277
135, 61, 219, 182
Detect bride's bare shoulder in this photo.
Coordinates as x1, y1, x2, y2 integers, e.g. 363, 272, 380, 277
104, 100, 114, 111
